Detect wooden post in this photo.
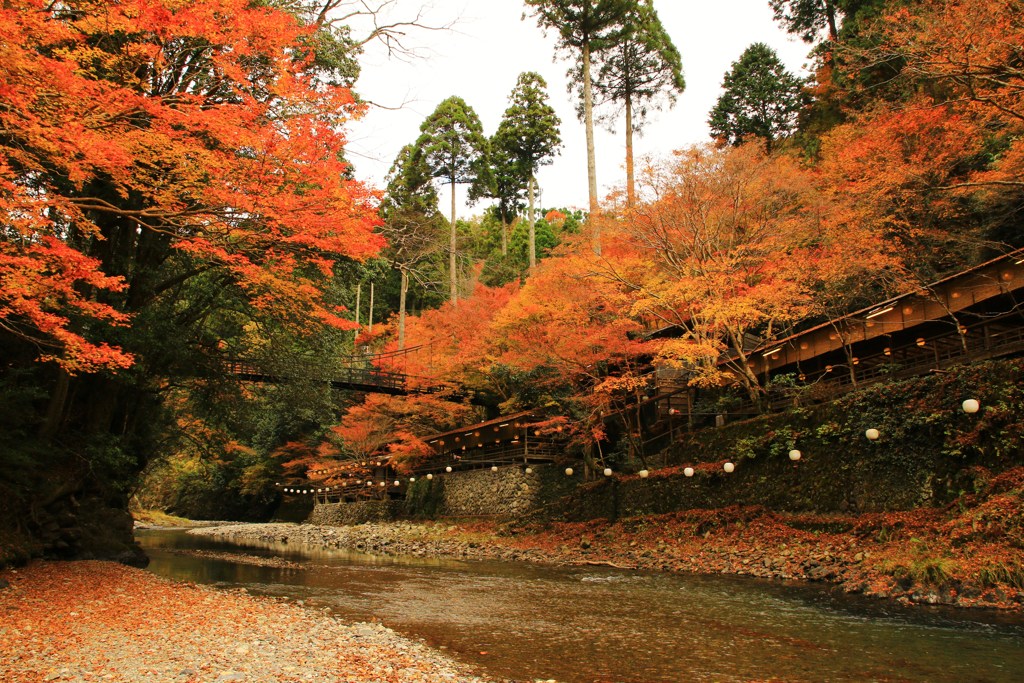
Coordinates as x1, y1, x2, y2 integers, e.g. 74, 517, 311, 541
368, 281, 375, 333
355, 283, 361, 326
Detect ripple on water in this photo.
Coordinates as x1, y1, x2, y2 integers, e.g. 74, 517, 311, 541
138, 529, 1024, 683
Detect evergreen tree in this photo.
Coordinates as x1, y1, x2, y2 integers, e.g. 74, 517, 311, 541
708, 43, 804, 152
590, 0, 684, 206
525, 0, 634, 253
381, 145, 445, 348
414, 96, 491, 303
492, 72, 562, 270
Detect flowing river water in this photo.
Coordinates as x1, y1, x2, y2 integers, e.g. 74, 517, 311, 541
137, 528, 1024, 683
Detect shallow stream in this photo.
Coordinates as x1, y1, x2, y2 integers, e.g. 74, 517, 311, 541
138, 528, 1024, 683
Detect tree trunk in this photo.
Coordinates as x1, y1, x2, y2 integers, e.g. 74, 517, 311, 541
625, 94, 635, 208
39, 368, 70, 441
449, 180, 458, 303
368, 281, 374, 333
354, 283, 361, 327
582, 41, 600, 254
500, 206, 508, 256
398, 268, 408, 350
825, 0, 838, 42
528, 174, 537, 270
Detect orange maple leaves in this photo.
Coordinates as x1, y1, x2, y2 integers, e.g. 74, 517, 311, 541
0, 0, 383, 371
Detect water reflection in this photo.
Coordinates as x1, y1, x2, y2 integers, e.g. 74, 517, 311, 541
138, 529, 1024, 683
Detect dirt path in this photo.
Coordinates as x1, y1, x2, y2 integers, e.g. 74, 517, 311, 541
0, 561, 498, 683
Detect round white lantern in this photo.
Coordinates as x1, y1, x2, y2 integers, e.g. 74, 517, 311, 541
565, 467, 574, 476
684, 467, 694, 477
603, 468, 613, 477
394, 480, 400, 486
445, 466, 452, 473
426, 473, 433, 480
409, 477, 416, 483
865, 428, 880, 441
379, 481, 385, 487
723, 462, 735, 473
789, 449, 802, 461
525, 467, 533, 474
638, 469, 649, 478
962, 399, 980, 414
491, 466, 499, 472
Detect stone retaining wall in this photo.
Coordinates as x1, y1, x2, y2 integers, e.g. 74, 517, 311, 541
306, 500, 402, 526
307, 465, 579, 525
435, 467, 540, 518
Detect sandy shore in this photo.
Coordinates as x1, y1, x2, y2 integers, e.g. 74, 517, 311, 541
0, 561, 499, 683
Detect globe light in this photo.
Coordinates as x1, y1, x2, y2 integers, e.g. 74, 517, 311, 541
426, 473, 433, 480
445, 466, 452, 473
603, 468, 613, 476
638, 469, 649, 478
525, 467, 533, 474
865, 429, 880, 441
565, 467, 574, 476
789, 449, 802, 461
723, 462, 735, 473
962, 399, 980, 414
409, 477, 416, 483
394, 480, 400, 486
684, 467, 694, 477
491, 466, 499, 472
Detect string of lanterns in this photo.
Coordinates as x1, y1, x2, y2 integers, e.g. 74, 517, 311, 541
283, 398, 983, 497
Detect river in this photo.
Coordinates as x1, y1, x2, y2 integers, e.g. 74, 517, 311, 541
137, 528, 1024, 683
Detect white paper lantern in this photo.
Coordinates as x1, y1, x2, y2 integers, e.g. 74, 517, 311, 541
638, 469, 649, 478
445, 466, 452, 473
684, 467, 694, 477
565, 467, 574, 476
379, 481, 385, 487
723, 462, 735, 473
525, 467, 533, 474
409, 477, 416, 483
789, 449, 802, 461
962, 399, 980, 414
865, 428, 880, 441
491, 466, 499, 472
603, 468, 613, 477
426, 473, 433, 480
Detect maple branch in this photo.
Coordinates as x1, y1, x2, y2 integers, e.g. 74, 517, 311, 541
932, 180, 1024, 190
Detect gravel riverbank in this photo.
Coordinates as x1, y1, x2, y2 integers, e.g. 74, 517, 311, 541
190, 512, 1024, 612
0, 561, 500, 683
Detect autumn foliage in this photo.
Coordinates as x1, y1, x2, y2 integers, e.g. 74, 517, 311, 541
0, 0, 382, 371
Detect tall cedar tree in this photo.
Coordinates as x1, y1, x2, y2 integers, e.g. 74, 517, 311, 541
708, 43, 804, 152
414, 97, 491, 303
481, 143, 528, 257
589, 0, 685, 206
525, 0, 635, 253
492, 72, 563, 270
381, 145, 445, 348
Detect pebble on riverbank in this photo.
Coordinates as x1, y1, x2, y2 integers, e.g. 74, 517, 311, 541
0, 561, 496, 683
189, 511, 1024, 612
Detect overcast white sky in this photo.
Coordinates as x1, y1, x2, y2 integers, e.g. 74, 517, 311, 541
344, 0, 812, 216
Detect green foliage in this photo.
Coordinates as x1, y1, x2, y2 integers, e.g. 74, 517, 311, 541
708, 43, 805, 152
415, 96, 492, 192
525, 0, 637, 55
404, 477, 443, 518
492, 72, 563, 178
880, 538, 958, 587
588, 0, 685, 128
